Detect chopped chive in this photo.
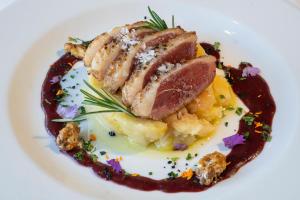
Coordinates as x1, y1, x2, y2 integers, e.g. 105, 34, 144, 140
186, 153, 193, 160
170, 157, 179, 162
262, 124, 272, 132
235, 107, 243, 116
242, 114, 255, 125
262, 131, 272, 142
243, 131, 250, 139
73, 151, 84, 161
167, 171, 178, 179
217, 62, 223, 69
91, 154, 98, 162
213, 42, 221, 51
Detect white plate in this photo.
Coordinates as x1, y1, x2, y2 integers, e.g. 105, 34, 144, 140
1, 0, 300, 199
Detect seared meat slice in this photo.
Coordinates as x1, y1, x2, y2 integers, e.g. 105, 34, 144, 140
103, 28, 185, 93
84, 21, 149, 66
90, 40, 121, 80
131, 56, 216, 120
90, 23, 154, 80
83, 32, 113, 67
122, 32, 196, 106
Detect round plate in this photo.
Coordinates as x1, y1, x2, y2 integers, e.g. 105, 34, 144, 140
1, 0, 300, 199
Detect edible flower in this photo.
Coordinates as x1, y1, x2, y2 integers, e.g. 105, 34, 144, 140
223, 133, 245, 149
50, 75, 62, 84
173, 143, 188, 151
254, 122, 263, 128
56, 104, 79, 119
107, 159, 122, 173
242, 66, 260, 77
181, 168, 193, 180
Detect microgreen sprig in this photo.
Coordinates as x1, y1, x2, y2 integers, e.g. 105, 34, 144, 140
68, 37, 92, 48
144, 6, 175, 31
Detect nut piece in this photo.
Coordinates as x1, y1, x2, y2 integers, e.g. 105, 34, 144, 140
195, 151, 227, 185
56, 122, 80, 151
64, 43, 86, 59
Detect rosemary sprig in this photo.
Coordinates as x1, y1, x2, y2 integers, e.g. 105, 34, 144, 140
144, 6, 175, 31
81, 80, 134, 116
68, 37, 92, 48
52, 80, 135, 123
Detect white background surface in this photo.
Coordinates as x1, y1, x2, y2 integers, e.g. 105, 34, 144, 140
0, 0, 300, 199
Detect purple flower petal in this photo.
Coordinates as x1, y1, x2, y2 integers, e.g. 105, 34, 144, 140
173, 143, 188, 151
242, 66, 260, 77
107, 159, 122, 173
223, 133, 245, 149
56, 104, 79, 119
50, 75, 62, 84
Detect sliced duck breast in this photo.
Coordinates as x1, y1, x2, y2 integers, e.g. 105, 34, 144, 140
122, 32, 197, 106
103, 28, 185, 93
131, 55, 216, 120
83, 21, 148, 67
90, 23, 153, 81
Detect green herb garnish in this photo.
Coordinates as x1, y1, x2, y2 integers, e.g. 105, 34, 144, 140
167, 171, 178, 179
91, 154, 98, 162
144, 6, 170, 31
242, 114, 255, 125
219, 94, 225, 99
148, 172, 153, 175
68, 37, 92, 48
186, 153, 193, 160
235, 107, 243, 116
172, 15, 175, 28
213, 42, 221, 51
262, 131, 272, 142
225, 122, 229, 127
73, 151, 84, 161
217, 62, 223, 69
53, 80, 135, 122
261, 123, 272, 142
243, 131, 250, 139
170, 157, 179, 162
82, 140, 95, 152
262, 124, 272, 132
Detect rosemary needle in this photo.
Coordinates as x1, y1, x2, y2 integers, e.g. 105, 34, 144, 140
52, 81, 135, 123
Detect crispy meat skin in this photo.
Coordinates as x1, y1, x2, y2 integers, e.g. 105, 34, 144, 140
131, 56, 216, 120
